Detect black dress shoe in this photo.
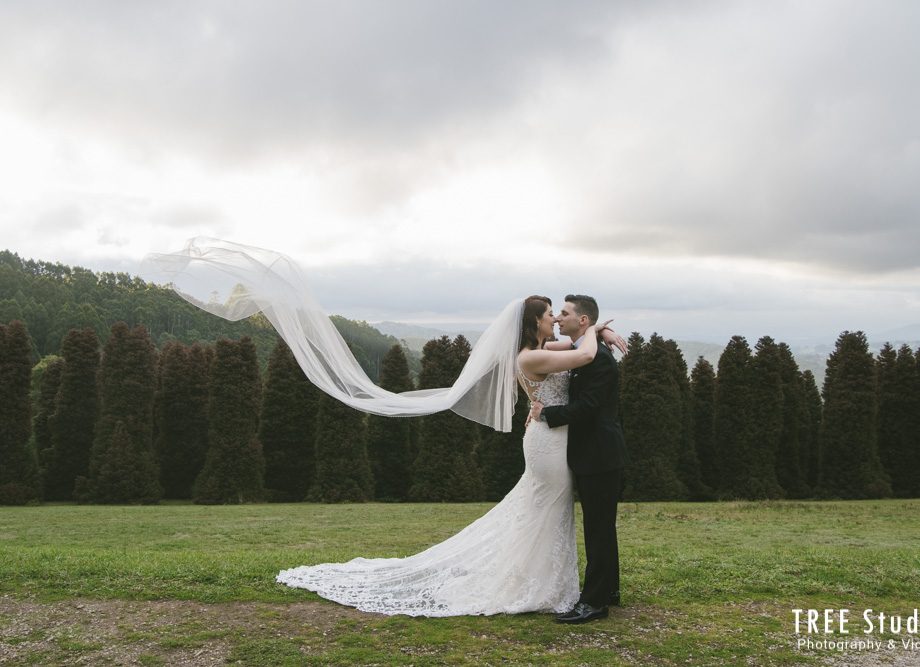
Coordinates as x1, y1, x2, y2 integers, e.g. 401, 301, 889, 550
554, 602, 609, 624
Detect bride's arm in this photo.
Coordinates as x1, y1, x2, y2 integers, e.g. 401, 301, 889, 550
543, 320, 611, 351
600, 327, 627, 355
519, 329, 597, 376
544, 320, 627, 354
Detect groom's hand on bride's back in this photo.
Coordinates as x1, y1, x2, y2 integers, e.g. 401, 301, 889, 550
528, 401, 544, 425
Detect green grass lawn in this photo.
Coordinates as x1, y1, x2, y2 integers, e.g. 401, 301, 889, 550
1, 500, 919, 665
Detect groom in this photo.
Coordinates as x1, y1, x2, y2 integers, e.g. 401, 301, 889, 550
531, 294, 627, 624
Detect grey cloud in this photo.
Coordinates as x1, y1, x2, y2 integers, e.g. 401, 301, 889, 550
96, 226, 129, 247
306, 259, 563, 321
580, 188, 920, 274
0, 0, 625, 160
151, 204, 228, 231
558, 0, 920, 274
5, 0, 919, 282
25, 197, 230, 250
31, 205, 86, 233
30, 194, 148, 228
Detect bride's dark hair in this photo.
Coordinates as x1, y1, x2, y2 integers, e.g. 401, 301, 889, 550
519, 295, 552, 352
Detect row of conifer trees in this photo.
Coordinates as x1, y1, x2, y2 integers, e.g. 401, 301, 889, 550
622, 332, 918, 500
1, 318, 918, 504
0, 319, 523, 504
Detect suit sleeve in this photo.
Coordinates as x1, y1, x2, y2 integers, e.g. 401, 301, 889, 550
542, 350, 612, 428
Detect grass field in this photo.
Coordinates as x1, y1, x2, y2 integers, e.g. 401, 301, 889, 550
1, 500, 919, 665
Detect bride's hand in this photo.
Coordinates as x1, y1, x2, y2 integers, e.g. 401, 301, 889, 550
594, 319, 614, 333
595, 319, 627, 355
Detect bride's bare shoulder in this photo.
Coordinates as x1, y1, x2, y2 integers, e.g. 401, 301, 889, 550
517, 349, 548, 381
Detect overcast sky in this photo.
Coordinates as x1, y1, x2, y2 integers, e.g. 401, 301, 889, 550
1, 0, 918, 344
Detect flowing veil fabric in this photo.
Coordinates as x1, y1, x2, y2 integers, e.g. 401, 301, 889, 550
142, 238, 521, 431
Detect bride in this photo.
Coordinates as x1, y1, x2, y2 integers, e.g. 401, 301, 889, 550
143, 239, 624, 617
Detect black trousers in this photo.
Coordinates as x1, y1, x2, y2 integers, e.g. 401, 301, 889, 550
574, 468, 624, 608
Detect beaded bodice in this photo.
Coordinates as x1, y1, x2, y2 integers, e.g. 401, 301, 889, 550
518, 371, 569, 408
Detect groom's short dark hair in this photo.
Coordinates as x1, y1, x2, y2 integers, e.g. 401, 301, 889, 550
565, 294, 599, 325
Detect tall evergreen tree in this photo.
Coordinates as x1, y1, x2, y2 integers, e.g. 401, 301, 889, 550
712, 336, 756, 498
622, 334, 687, 500
690, 356, 718, 491
45, 328, 99, 500
668, 340, 710, 500
410, 335, 483, 501
260, 338, 320, 501
29, 354, 62, 410
80, 322, 161, 503
801, 370, 822, 491
307, 393, 374, 502
194, 337, 265, 503
478, 390, 528, 501
92, 421, 159, 504
0, 321, 41, 504
154, 342, 211, 498
746, 337, 785, 499
619, 331, 643, 496
619, 332, 645, 441
818, 331, 890, 499
366, 344, 414, 501
877, 344, 920, 497
876, 343, 897, 494
33, 356, 64, 494
899, 346, 920, 497
775, 343, 810, 497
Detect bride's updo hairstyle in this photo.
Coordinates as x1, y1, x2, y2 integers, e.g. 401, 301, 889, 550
518, 295, 552, 352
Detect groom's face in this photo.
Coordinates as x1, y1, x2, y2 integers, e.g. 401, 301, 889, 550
556, 301, 586, 339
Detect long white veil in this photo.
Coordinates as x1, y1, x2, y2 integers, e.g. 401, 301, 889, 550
142, 238, 521, 432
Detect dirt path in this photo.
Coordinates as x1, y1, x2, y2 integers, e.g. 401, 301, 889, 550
0, 596, 368, 665
2, 596, 917, 666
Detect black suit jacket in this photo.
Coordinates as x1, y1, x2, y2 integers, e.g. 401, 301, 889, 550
542, 342, 627, 475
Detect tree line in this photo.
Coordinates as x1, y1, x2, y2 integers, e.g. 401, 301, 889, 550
0, 319, 524, 504
0, 249, 413, 381
2, 316, 918, 505
622, 332, 918, 501
2, 248, 917, 504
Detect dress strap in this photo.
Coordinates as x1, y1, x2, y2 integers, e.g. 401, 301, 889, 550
517, 368, 542, 405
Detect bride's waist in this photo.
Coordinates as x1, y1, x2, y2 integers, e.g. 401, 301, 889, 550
525, 420, 567, 433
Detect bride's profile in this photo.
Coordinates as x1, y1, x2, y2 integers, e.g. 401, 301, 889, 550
142, 238, 623, 616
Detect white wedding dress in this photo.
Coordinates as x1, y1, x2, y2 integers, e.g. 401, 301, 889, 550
276, 371, 579, 616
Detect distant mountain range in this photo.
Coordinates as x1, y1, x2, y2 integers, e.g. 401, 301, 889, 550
875, 323, 920, 344
373, 321, 920, 390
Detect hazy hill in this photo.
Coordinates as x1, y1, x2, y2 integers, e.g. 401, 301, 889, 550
0, 249, 408, 382
877, 323, 920, 341
372, 321, 484, 352
5, 248, 913, 390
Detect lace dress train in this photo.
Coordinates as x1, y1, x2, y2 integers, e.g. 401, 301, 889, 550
276, 372, 578, 616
